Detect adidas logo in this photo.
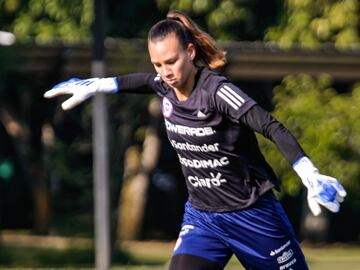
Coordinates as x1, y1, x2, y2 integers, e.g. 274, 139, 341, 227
197, 111, 207, 118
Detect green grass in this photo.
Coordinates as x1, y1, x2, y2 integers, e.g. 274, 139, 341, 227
116, 241, 360, 270
0, 242, 359, 270
0, 246, 130, 268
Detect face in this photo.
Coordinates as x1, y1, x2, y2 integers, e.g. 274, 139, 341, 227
148, 32, 196, 91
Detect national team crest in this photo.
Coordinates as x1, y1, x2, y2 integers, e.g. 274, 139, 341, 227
162, 97, 173, 118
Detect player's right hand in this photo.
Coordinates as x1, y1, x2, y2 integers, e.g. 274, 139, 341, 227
44, 77, 118, 110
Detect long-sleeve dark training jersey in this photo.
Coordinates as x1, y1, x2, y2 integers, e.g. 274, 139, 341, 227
117, 68, 305, 212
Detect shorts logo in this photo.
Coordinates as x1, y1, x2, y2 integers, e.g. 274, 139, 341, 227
174, 225, 194, 251
162, 97, 173, 118
270, 240, 291, 256
279, 258, 297, 270
277, 249, 293, 264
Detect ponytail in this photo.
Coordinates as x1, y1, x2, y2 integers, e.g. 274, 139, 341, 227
148, 10, 226, 70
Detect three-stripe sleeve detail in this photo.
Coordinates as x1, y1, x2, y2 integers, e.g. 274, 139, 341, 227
217, 85, 245, 110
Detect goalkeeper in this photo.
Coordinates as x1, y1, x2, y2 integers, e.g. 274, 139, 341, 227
44, 10, 346, 270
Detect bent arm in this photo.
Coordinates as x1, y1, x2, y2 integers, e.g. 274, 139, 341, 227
240, 104, 306, 165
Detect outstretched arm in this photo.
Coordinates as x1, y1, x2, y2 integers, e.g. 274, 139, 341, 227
44, 73, 159, 110
241, 105, 347, 216
44, 77, 118, 110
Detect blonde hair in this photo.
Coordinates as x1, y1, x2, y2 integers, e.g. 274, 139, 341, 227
148, 10, 226, 70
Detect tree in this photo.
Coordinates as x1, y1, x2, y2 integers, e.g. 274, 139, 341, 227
0, 45, 55, 233
1, 0, 359, 242
262, 0, 360, 241
257, 74, 360, 241
0, 0, 94, 234
155, 0, 281, 40
1, 0, 93, 44
265, 0, 360, 49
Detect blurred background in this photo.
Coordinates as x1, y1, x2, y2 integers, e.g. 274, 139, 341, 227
0, 0, 360, 269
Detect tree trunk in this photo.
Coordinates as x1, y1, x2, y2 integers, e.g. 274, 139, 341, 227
30, 160, 51, 234
0, 107, 50, 234
117, 98, 161, 241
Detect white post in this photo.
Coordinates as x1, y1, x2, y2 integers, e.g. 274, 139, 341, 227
92, 63, 111, 270
92, 0, 111, 269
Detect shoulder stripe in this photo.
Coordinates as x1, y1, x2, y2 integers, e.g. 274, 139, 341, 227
217, 90, 239, 110
217, 85, 245, 110
219, 87, 243, 107
223, 85, 245, 103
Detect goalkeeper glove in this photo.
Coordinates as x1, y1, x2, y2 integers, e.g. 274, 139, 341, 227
44, 77, 118, 110
293, 156, 347, 216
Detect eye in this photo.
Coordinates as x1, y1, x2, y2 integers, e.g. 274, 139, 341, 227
167, 58, 177, 65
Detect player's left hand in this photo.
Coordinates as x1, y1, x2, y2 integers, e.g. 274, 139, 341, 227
44, 77, 118, 110
293, 156, 347, 216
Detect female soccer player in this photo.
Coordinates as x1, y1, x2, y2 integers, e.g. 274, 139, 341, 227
44, 10, 346, 270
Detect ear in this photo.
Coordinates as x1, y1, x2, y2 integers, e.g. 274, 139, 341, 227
187, 43, 196, 61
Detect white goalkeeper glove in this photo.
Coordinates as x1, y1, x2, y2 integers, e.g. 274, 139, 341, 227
293, 156, 347, 216
44, 77, 118, 110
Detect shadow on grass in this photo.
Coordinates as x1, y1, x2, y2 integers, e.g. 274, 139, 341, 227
0, 246, 165, 268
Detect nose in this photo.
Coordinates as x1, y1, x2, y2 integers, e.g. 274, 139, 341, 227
162, 65, 172, 77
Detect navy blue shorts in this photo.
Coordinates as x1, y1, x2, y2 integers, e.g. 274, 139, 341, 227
173, 192, 308, 270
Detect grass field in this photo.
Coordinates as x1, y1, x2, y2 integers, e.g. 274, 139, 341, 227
1, 235, 359, 269
117, 241, 360, 270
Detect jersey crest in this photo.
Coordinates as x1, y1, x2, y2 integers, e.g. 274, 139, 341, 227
162, 96, 173, 118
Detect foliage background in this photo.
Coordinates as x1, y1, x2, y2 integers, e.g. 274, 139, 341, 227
0, 0, 359, 243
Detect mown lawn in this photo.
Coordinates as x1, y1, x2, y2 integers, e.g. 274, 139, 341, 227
0, 240, 359, 270
115, 241, 360, 270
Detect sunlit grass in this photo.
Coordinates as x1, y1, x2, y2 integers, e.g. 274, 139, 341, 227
0, 240, 359, 270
